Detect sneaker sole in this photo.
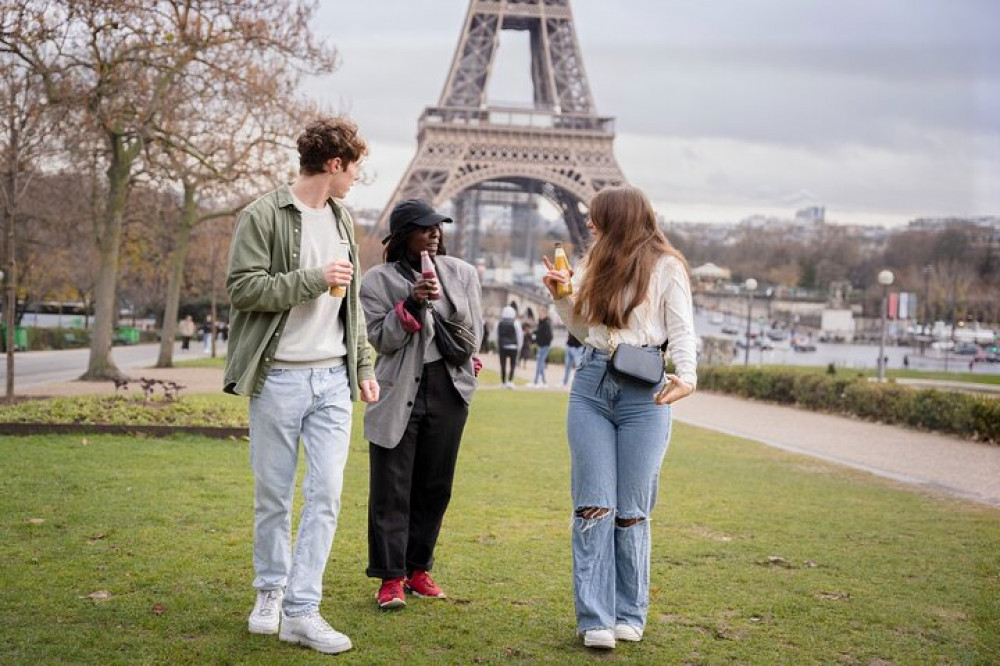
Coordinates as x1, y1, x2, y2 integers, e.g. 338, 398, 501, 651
583, 636, 616, 649
614, 627, 643, 642
279, 632, 353, 654
405, 588, 446, 599
248, 621, 279, 635
378, 597, 406, 609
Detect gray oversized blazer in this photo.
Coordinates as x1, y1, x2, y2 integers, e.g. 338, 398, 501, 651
360, 255, 483, 448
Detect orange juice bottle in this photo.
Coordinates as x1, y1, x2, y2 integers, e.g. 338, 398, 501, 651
553, 243, 572, 299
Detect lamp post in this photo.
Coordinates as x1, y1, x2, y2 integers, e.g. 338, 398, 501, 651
877, 269, 894, 381
743, 278, 757, 366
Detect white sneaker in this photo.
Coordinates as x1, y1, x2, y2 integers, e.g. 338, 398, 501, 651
248, 588, 283, 634
279, 611, 352, 654
614, 624, 644, 642
583, 629, 616, 649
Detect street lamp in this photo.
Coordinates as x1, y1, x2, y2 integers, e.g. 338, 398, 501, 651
877, 269, 894, 381
743, 278, 757, 366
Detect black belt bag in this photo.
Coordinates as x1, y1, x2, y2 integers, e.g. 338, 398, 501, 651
609, 341, 667, 385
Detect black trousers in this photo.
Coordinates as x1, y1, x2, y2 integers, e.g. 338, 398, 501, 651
367, 360, 469, 579
499, 348, 518, 383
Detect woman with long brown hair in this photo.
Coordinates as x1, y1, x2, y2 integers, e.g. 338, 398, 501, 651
542, 185, 697, 650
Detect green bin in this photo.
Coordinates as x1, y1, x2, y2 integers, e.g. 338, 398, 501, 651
114, 326, 140, 345
0, 324, 27, 351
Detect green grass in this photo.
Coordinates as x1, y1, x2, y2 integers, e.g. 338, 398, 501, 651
2, 390, 998, 664
883, 368, 1000, 385
0, 393, 247, 426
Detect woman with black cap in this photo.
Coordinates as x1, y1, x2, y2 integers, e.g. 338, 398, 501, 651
359, 198, 483, 609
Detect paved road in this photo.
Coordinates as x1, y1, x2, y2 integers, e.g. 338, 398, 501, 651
0, 342, 225, 391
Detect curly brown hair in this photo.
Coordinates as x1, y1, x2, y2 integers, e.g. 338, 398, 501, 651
297, 116, 368, 175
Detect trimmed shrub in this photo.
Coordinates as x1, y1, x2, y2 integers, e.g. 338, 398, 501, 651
971, 399, 1000, 443
698, 366, 998, 445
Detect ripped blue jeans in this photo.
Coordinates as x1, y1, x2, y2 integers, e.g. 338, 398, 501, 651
567, 347, 672, 634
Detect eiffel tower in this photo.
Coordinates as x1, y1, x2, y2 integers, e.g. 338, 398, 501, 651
378, 0, 627, 255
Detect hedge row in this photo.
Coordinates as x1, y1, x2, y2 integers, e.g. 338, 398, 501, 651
698, 366, 1000, 445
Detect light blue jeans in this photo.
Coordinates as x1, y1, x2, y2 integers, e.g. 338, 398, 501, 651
567, 347, 672, 634
533, 345, 552, 384
248, 366, 352, 617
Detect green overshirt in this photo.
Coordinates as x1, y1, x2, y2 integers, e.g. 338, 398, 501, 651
223, 183, 374, 399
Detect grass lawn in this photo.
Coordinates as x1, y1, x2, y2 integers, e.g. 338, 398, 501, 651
2, 389, 998, 664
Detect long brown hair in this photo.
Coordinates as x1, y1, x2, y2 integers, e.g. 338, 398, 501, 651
573, 186, 688, 329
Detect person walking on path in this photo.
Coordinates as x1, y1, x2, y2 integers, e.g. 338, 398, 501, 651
178, 315, 196, 351
494, 306, 522, 388
224, 116, 379, 656
359, 198, 482, 610
542, 185, 697, 651
201, 318, 213, 354
562, 332, 583, 387
531, 308, 553, 386
519, 320, 534, 369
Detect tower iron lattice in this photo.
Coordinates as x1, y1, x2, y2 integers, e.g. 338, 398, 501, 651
378, 0, 626, 255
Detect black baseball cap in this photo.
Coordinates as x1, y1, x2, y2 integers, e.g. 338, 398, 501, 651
382, 199, 452, 244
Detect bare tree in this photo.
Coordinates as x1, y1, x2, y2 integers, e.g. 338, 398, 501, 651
0, 51, 69, 399
1, 0, 337, 379
147, 98, 304, 367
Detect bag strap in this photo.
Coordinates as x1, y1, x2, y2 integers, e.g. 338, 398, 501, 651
609, 328, 668, 353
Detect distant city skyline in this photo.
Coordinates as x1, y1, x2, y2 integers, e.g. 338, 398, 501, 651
303, 0, 999, 228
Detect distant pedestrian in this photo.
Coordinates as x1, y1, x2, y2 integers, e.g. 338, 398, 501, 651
178, 315, 196, 351
562, 332, 583, 387
903, 355, 909, 369
201, 318, 213, 354
480, 321, 490, 354
519, 321, 534, 369
493, 306, 522, 388
531, 308, 553, 386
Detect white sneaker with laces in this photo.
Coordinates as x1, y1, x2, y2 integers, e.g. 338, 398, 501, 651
614, 624, 644, 642
279, 611, 353, 654
248, 588, 283, 635
583, 629, 616, 649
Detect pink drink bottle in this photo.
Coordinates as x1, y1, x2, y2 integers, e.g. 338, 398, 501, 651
420, 250, 440, 300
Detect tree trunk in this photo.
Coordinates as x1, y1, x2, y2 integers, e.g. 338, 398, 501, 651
81, 134, 136, 381
3, 162, 16, 401
155, 182, 196, 368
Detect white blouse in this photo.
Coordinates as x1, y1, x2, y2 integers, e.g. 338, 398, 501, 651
553, 254, 698, 388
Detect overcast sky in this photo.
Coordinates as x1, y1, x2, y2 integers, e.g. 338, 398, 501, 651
303, 0, 999, 227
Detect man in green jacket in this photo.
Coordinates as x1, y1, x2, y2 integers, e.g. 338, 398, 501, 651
225, 116, 379, 656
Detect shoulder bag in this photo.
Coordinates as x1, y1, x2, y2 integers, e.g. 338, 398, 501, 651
609, 333, 668, 385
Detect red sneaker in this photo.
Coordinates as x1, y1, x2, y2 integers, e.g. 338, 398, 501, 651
376, 578, 406, 609
405, 569, 446, 598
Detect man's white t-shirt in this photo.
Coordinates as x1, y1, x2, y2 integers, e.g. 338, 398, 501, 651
273, 194, 348, 367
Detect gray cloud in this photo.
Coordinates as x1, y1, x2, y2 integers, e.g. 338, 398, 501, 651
306, 0, 999, 225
